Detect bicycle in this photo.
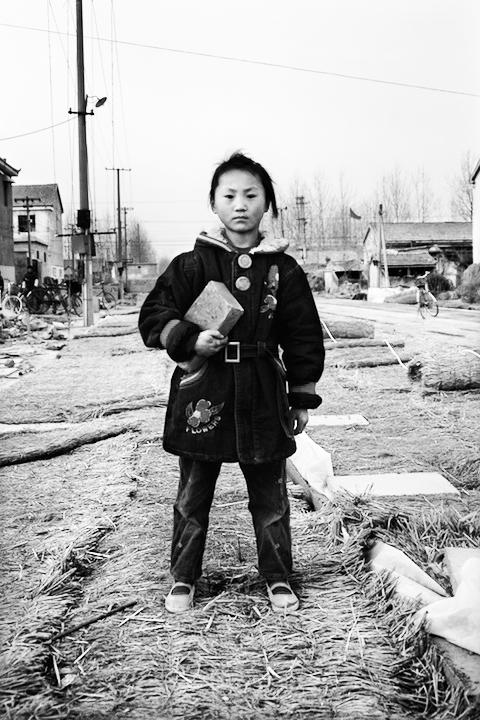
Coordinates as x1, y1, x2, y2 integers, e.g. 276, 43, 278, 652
1, 284, 23, 315
95, 282, 117, 311
28, 284, 68, 315
61, 281, 83, 316
417, 286, 439, 318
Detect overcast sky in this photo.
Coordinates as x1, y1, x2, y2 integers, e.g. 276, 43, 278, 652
1, 0, 479, 258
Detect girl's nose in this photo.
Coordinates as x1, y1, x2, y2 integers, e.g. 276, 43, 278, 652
234, 195, 247, 209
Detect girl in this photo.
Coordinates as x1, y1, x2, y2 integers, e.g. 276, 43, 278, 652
139, 152, 325, 613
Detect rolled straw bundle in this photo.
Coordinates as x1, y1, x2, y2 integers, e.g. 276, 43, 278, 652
408, 348, 480, 391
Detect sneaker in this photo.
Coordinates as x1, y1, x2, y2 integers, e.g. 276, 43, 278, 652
165, 582, 194, 613
267, 581, 299, 613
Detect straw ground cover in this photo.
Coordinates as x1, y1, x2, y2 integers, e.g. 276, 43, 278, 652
0, 310, 479, 718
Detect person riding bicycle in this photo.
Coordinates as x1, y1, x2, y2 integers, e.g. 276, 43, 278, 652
415, 271, 430, 304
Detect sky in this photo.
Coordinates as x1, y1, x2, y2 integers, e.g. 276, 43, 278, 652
1, 0, 479, 259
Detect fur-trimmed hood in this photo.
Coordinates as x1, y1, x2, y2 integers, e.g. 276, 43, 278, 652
195, 227, 289, 254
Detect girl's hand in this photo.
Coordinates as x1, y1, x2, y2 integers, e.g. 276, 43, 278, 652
194, 329, 228, 357
290, 408, 308, 435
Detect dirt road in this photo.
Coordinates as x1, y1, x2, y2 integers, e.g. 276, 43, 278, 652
1, 302, 479, 719
316, 297, 480, 350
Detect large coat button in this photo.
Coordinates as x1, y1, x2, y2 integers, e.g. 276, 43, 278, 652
238, 254, 252, 269
235, 276, 251, 291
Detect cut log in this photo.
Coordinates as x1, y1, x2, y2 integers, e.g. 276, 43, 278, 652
71, 326, 137, 338
325, 338, 405, 349
384, 290, 417, 305
74, 394, 167, 421
321, 319, 374, 340
0, 419, 140, 467
408, 349, 480, 391
334, 352, 412, 368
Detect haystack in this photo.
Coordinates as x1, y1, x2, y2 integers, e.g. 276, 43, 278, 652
408, 348, 480, 391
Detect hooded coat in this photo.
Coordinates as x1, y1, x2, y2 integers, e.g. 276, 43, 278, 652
139, 230, 325, 464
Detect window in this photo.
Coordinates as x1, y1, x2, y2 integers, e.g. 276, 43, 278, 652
44, 252, 47, 262
18, 215, 36, 233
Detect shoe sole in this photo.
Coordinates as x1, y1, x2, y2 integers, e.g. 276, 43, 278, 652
270, 600, 299, 614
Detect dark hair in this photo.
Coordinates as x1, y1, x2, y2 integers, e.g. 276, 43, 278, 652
209, 152, 278, 218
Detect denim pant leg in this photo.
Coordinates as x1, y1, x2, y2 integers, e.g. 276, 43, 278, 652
171, 457, 221, 584
240, 459, 292, 582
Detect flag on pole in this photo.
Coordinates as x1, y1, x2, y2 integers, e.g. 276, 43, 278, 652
349, 208, 361, 220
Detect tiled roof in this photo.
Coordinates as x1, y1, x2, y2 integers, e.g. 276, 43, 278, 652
0, 158, 19, 177
386, 250, 436, 267
366, 222, 471, 246
13, 184, 63, 213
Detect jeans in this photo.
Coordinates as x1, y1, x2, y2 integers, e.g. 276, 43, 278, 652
171, 457, 292, 584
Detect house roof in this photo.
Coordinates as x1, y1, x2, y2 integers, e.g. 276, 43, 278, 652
386, 250, 436, 268
471, 158, 480, 184
13, 184, 63, 214
365, 221, 471, 247
0, 158, 19, 178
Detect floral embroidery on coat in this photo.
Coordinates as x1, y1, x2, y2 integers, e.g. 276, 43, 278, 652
186, 399, 225, 432
260, 264, 279, 317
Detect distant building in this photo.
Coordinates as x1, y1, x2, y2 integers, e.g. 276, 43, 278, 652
0, 158, 20, 284
471, 158, 480, 264
12, 184, 64, 284
364, 222, 472, 288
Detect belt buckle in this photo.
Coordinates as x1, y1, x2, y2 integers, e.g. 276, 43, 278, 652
225, 341, 240, 363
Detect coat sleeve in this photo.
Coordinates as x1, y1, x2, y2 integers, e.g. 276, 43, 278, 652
138, 253, 200, 362
276, 261, 325, 408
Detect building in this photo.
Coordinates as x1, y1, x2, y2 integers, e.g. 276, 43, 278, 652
0, 158, 20, 284
471, 158, 480, 264
364, 221, 472, 288
12, 184, 64, 284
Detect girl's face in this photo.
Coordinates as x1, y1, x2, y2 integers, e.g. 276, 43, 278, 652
212, 170, 267, 239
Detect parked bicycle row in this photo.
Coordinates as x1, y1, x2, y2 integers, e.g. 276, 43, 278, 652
1, 280, 116, 316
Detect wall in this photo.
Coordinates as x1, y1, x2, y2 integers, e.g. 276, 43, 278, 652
473, 172, 480, 264
0, 178, 15, 281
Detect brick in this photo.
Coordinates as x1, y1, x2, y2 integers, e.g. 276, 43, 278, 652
184, 281, 244, 335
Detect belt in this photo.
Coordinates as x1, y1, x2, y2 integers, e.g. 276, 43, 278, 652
224, 341, 277, 363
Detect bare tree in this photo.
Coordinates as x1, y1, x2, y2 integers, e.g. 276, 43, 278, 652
128, 219, 157, 262
411, 167, 436, 222
309, 170, 332, 260
377, 166, 412, 222
449, 151, 474, 221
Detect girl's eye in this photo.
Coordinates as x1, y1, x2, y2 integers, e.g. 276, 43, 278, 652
247, 194, 257, 199
224, 194, 234, 199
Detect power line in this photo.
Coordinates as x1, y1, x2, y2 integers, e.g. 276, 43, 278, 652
0, 117, 75, 141
2, 21, 479, 99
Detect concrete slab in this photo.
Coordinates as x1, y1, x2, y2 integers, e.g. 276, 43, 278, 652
330, 472, 460, 496
444, 547, 480, 593
308, 414, 369, 427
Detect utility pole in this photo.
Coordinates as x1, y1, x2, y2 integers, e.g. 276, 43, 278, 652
14, 196, 41, 267
296, 196, 307, 264
378, 204, 389, 287
74, 0, 94, 326
122, 206, 133, 291
106, 167, 131, 299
